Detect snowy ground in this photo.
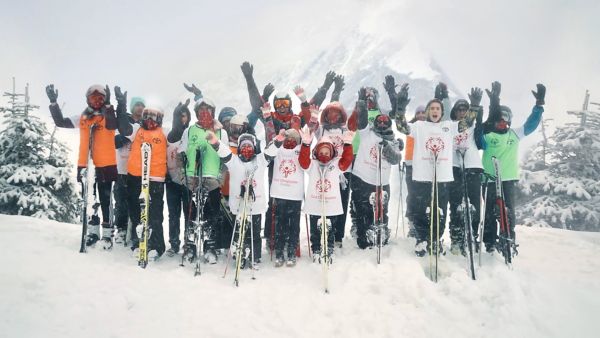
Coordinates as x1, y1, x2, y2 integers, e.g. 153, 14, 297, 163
1, 214, 599, 338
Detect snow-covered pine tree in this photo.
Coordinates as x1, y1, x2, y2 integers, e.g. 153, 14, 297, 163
0, 79, 78, 222
517, 90, 600, 231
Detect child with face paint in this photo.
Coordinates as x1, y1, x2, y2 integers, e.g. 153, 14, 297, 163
222, 133, 277, 268
46, 84, 118, 247
178, 97, 232, 264
478, 82, 546, 253
350, 91, 403, 250
314, 101, 351, 248
263, 128, 305, 267
120, 108, 168, 259
395, 84, 477, 257
299, 125, 355, 263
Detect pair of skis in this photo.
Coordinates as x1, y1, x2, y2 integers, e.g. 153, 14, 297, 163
370, 142, 388, 264
181, 148, 207, 276
317, 164, 331, 293
228, 165, 258, 286
457, 149, 476, 280
137, 142, 152, 268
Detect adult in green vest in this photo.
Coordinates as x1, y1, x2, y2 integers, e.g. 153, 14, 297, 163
179, 93, 232, 264
478, 82, 546, 253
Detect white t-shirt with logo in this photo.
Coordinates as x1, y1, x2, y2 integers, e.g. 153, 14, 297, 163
410, 120, 458, 183
269, 146, 305, 201
225, 155, 268, 215
304, 160, 343, 216
352, 129, 392, 186
453, 125, 483, 169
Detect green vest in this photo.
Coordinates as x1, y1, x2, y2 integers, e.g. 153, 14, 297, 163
482, 130, 520, 181
185, 125, 221, 178
353, 109, 381, 155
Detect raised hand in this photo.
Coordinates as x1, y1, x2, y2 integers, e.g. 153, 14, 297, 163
104, 85, 111, 105
485, 81, 501, 105
114, 86, 127, 106
468, 87, 483, 106
241, 61, 253, 77
358, 87, 367, 101
434, 82, 448, 100
396, 83, 411, 113
46, 84, 58, 103
383, 75, 397, 94
532, 83, 546, 106
183, 83, 203, 101
294, 85, 307, 103
299, 126, 313, 145
275, 129, 286, 143
261, 102, 272, 119
205, 130, 218, 145
333, 74, 345, 92
174, 98, 191, 119
262, 83, 275, 101
323, 71, 336, 88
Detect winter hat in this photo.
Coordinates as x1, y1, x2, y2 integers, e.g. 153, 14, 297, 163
194, 98, 216, 116
237, 133, 258, 162
230, 114, 249, 126
312, 135, 337, 164
129, 97, 146, 114
85, 84, 106, 98
372, 114, 395, 141
218, 107, 237, 123
450, 99, 469, 120
499, 105, 513, 124
321, 101, 347, 128
284, 129, 301, 145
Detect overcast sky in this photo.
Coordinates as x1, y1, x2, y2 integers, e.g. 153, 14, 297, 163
1, 0, 598, 130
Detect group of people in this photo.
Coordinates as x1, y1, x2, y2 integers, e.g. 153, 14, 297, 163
46, 61, 546, 269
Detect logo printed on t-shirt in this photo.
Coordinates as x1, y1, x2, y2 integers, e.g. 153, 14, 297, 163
425, 136, 445, 155
278, 159, 297, 178
316, 178, 332, 193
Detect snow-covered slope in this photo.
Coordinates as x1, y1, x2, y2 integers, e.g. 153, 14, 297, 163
2, 214, 599, 338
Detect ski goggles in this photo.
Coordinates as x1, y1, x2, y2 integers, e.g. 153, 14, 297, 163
274, 99, 291, 109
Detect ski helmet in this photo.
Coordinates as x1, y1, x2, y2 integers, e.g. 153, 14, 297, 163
450, 99, 469, 120
312, 136, 337, 164
141, 108, 164, 130
273, 92, 292, 111
218, 106, 237, 124
499, 105, 513, 123
85, 84, 106, 98
238, 133, 258, 162
85, 84, 106, 110
194, 98, 216, 116
373, 114, 394, 140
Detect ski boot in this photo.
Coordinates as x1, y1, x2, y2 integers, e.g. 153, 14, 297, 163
85, 220, 100, 247
415, 241, 427, 257
204, 249, 218, 265
286, 256, 297, 267
182, 242, 197, 263
166, 246, 179, 257
100, 223, 113, 250
114, 228, 127, 245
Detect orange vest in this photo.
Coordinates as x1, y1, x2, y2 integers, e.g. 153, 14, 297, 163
78, 114, 116, 168
220, 145, 238, 196
405, 135, 415, 162
127, 127, 167, 181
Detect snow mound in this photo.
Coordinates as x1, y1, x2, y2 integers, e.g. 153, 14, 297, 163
1, 214, 599, 338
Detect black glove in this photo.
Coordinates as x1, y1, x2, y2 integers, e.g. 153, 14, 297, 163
241, 61, 253, 78
104, 85, 111, 105
357, 99, 367, 115
397, 138, 404, 151
532, 83, 546, 106
173, 98, 191, 120
468, 87, 483, 106
333, 74, 345, 92
114, 86, 127, 107
485, 81, 501, 108
183, 83, 203, 101
383, 75, 397, 95
262, 83, 275, 102
323, 71, 336, 89
358, 87, 367, 101
434, 82, 448, 100
396, 83, 411, 114
46, 84, 58, 104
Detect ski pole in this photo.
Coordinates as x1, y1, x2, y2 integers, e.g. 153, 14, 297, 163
305, 213, 311, 258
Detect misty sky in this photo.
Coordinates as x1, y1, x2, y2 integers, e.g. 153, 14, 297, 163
1, 0, 599, 133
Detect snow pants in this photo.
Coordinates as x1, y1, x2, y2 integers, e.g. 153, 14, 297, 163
349, 174, 391, 249
448, 167, 482, 248
273, 198, 302, 260
126, 175, 165, 256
